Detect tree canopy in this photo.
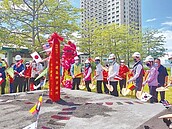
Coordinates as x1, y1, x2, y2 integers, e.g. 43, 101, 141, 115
0, 0, 80, 51
77, 21, 166, 67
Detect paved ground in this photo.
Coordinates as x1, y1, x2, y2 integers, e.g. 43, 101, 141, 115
0, 88, 168, 129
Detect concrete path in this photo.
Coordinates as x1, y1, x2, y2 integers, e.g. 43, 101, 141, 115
0, 88, 166, 129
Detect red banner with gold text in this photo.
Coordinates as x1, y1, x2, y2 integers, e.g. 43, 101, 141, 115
48, 33, 64, 102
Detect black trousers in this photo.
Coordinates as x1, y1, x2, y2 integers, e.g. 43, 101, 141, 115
13, 76, 24, 93
103, 81, 109, 94
85, 80, 91, 92
1, 80, 6, 94
119, 79, 127, 91
157, 85, 165, 101
149, 86, 158, 103
96, 80, 103, 93
23, 78, 30, 92
72, 78, 81, 90
110, 81, 119, 97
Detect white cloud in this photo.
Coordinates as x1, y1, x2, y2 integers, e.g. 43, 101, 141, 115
166, 16, 172, 19
146, 18, 157, 22
159, 29, 172, 51
161, 21, 172, 26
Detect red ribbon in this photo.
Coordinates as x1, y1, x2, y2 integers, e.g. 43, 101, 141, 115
48, 32, 63, 102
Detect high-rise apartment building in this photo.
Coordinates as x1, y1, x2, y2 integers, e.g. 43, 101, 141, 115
80, 0, 141, 29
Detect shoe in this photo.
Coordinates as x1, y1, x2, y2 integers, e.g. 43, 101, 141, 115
144, 125, 151, 129
163, 118, 171, 127
159, 100, 164, 103
161, 100, 171, 109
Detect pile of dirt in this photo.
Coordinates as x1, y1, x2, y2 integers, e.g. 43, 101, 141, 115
137, 107, 172, 129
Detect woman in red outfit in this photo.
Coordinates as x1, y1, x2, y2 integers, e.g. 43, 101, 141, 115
23, 62, 32, 91
119, 60, 129, 94
103, 64, 109, 94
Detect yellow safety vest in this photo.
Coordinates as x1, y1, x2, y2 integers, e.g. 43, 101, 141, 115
74, 64, 82, 78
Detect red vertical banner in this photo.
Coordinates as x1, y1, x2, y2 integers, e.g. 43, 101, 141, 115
48, 33, 64, 102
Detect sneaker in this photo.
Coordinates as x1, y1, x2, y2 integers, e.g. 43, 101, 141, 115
161, 100, 171, 109
163, 118, 171, 127
159, 100, 164, 103
162, 100, 169, 105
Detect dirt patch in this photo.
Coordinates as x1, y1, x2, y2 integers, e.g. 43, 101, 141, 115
73, 103, 115, 118
137, 107, 172, 129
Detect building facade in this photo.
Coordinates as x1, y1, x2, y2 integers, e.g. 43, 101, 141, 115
80, 0, 141, 29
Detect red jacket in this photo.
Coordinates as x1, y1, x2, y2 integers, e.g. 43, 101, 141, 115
103, 70, 108, 81
119, 65, 129, 79
24, 66, 32, 78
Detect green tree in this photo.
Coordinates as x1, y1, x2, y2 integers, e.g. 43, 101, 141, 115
77, 19, 99, 57
142, 28, 166, 58
0, 0, 80, 51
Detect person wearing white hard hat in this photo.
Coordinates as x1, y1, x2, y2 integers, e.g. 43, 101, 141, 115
143, 55, 159, 103
83, 59, 92, 92
13, 55, 25, 93
70, 56, 82, 90
127, 52, 144, 94
93, 57, 103, 93
107, 54, 120, 96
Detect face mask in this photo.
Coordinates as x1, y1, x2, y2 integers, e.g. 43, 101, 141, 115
154, 63, 158, 67
26, 64, 29, 67
32, 63, 36, 67
109, 60, 113, 63
95, 61, 99, 65
146, 63, 151, 67
134, 58, 137, 62
85, 63, 89, 68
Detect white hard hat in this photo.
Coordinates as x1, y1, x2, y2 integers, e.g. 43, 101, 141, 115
144, 55, 154, 62
95, 57, 100, 61
132, 52, 141, 58
15, 55, 22, 61
120, 60, 125, 63
108, 54, 115, 59
85, 59, 90, 63
74, 56, 79, 60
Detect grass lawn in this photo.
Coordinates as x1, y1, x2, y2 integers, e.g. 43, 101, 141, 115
1, 68, 172, 104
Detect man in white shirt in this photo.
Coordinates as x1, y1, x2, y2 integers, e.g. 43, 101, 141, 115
93, 57, 103, 93
107, 54, 120, 96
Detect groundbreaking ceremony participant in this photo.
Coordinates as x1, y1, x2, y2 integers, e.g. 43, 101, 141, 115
70, 56, 82, 90
119, 60, 129, 94
107, 54, 120, 97
103, 64, 109, 94
127, 52, 144, 96
93, 57, 103, 93
0, 61, 6, 94
155, 58, 168, 103
143, 56, 159, 103
13, 55, 25, 93
83, 59, 92, 92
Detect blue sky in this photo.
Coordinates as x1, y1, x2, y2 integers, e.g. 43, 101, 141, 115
142, 0, 172, 51
70, 0, 172, 51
